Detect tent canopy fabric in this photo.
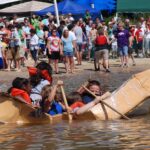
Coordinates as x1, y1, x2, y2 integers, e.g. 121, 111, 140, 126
36, 0, 99, 15
0, 1, 52, 13
76, 0, 115, 11
0, 0, 21, 5
117, 0, 150, 13
36, 0, 115, 15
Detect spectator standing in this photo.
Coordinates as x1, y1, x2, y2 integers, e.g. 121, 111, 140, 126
61, 29, 75, 73
30, 29, 39, 66
74, 21, 83, 65
47, 29, 62, 74
0, 38, 4, 69
135, 23, 144, 57
94, 28, 110, 72
115, 22, 130, 67
8, 25, 21, 71
144, 22, 150, 57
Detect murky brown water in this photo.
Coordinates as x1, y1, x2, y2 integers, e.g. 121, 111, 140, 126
1, 66, 150, 150
1, 117, 150, 150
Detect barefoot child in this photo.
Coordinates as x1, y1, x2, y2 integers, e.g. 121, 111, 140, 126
47, 29, 62, 74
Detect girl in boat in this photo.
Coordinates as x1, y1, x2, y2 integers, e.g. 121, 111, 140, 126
40, 81, 65, 116
29, 61, 53, 107
8, 77, 32, 104
77, 80, 102, 104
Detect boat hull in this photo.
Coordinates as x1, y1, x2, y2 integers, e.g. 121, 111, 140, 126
89, 69, 150, 120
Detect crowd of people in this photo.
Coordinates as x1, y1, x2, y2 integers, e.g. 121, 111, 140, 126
0, 12, 150, 73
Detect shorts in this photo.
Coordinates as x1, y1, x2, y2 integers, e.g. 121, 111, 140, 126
112, 45, 118, 52
88, 41, 92, 50
39, 43, 45, 51
94, 49, 109, 63
63, 51, 74, 57
30, 49, 38, 61
136, 41, 143, 50
46, 48, 52, 59
6, 46, 20, 60
128, 47, 133, 55
76, 43, 82, 52
118, 46, 128, 56
26, 39, 30, 49
51, 51, 60, 60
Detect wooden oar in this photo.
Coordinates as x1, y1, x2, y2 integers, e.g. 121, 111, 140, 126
60, 86, 72, 121
82, 86, 130, 120
76, 91, 111, 115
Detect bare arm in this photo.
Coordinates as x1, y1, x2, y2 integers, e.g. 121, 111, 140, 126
47, 38, 51, 55
76, 92, 111, 115
47, 80, 63, 102
59, 39, 63, 55
77, 81, 89, 94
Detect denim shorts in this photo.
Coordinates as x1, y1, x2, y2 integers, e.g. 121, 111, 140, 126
63, 51, 74, 57
76, 43, 82, 52
30, 49, 38, 61
118, 46, 128, 56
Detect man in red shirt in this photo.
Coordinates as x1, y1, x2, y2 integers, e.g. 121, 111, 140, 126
135, 23, 144, 57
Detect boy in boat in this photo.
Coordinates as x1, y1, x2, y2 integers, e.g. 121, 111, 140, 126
77, 80, 102, 104
8, 77, 32, 104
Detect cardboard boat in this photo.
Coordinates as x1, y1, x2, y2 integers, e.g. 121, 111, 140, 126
0, 93, 96, 124
0, 69, 150, 124
89, 69, 150, 120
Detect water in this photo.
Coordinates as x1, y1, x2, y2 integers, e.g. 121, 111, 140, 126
0, 116, 150, 150
1, 65, 150, 150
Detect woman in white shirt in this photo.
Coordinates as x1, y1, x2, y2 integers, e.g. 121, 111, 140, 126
30, 29, 39, 66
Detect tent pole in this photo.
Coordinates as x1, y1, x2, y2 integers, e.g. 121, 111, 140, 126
54, 0, 60, 26
114, 12, 118, 22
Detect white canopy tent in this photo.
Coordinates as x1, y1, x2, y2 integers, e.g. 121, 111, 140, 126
0, 1, 52, 13
0, 0, 21, 5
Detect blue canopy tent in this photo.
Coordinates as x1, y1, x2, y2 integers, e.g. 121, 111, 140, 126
75, 0, 116, 11
36, 0, 99, 16
36, 0, 115, 16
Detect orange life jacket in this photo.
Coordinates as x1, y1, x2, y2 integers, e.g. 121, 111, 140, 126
11, 88, 31, 104
27, 67, 52, 83
70, 101, 85, 110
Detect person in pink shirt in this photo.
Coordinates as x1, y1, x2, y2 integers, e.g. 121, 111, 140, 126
47, 29, 62, 74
